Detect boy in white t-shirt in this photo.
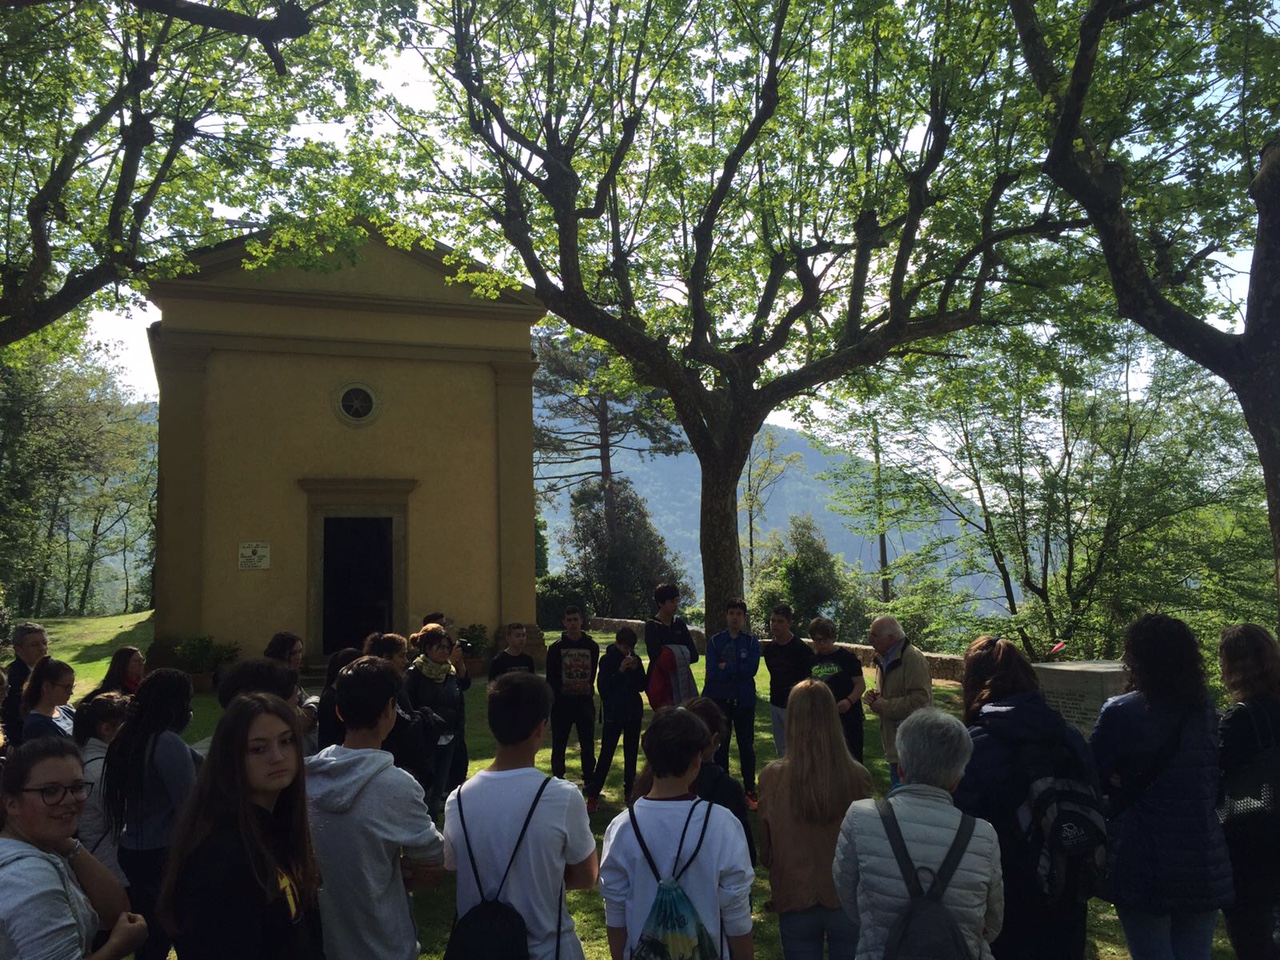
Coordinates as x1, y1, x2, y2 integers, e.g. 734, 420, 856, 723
599, 707, 755, 960
443, 672, 599, 960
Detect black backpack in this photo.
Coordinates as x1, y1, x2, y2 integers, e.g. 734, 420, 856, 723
1011, 737, 1108, 904
444, 776, 560, 960
877, 798, 976, 960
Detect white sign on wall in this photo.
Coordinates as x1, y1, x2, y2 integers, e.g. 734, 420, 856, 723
238, 541, 271, 570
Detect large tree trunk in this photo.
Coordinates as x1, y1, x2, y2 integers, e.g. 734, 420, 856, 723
1231, 361, 1280, 625
697, 452, 750, 638
1244, 137, 1280, 623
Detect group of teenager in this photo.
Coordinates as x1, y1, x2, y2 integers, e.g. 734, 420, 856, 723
526, 587, 932, 817
2, 604, 1279, 960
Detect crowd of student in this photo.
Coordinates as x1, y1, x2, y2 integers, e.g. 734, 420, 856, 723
1, 596, 1278, 960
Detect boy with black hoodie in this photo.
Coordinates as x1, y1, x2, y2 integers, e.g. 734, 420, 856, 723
584, 627, 647, 813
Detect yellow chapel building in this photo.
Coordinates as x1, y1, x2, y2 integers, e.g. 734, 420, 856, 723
146, 231, 543, 659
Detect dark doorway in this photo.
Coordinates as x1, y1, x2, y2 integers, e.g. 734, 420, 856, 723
322, 517, 393, 653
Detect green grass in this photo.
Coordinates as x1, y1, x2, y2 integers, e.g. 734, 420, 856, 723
39, 614, 1236, 959
38, 612, 154, 694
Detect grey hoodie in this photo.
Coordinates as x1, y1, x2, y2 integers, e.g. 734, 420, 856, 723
0, 838, 98, 960
305, 745, 444, 960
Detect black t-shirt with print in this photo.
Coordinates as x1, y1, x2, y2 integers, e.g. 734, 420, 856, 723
811, 647, 864, 712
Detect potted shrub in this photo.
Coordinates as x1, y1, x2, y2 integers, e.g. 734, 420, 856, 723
174, 636, 240, 693
457, 623, 490, 677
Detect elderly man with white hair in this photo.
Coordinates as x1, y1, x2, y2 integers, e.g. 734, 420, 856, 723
863, 615, 931, 787
833, 707, 1003, 960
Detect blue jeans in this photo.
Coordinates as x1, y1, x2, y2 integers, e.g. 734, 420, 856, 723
1116, 907, 1218, 960
778, 906, 859, 960
888, 762, 901, 788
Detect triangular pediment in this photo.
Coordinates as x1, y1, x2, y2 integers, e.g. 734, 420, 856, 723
147, 228, 544, 320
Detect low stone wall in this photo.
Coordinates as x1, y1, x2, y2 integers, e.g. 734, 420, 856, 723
504, 625, 1120, 731
589, 617, 706, 651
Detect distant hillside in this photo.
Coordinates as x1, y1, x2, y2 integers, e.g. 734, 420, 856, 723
539, 423, 975, 599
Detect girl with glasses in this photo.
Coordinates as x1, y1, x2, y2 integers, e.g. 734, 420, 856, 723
21, 656, 77, 742
0, 736, 148, 959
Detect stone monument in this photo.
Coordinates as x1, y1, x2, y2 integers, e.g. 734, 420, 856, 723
1032, 660, 1127, 737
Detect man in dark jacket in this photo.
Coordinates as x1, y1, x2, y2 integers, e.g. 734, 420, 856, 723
546, 606, 599, 783
2, 623, 48, 747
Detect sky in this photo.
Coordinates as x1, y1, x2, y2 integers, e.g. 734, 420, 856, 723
90, 305, 161, 400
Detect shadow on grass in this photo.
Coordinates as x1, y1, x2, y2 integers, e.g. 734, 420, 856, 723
41, 614, 155, 668
64, 620, 154, 666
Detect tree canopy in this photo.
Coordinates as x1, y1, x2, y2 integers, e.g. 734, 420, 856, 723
0, 336, 155, 619
533, 323, 687, 615
820, 323, 1275, 657
393, 0, 1114, 624
0, 0, 407, 345
559, 476, 690, 619
1006, 0, 1280, 607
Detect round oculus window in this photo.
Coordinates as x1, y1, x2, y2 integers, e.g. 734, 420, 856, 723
332, 381, 382, 427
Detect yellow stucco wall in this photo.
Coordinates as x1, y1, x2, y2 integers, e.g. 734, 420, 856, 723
149, 234, 542, 658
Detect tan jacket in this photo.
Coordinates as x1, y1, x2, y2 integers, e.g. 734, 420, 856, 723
758, 758, 873, 913
873, 640, 932, 762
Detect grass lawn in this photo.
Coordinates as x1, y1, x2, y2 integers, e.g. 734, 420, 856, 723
31, 613, 1235, 959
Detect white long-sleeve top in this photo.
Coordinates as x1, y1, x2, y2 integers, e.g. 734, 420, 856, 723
599, 797, 754, 960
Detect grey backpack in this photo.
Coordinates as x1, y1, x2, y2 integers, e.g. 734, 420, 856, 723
877, 798, 976, 960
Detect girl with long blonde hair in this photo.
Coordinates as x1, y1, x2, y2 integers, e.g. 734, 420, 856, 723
758, 678, 872, 959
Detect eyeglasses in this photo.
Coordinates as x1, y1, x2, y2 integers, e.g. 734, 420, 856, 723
52, 681, 75, 691
21, 781, 92, 805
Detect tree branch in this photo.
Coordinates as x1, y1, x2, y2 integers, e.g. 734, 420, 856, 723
3, 0, 313, 73
1005, 0, 1242, 380
685, 0, 788, 362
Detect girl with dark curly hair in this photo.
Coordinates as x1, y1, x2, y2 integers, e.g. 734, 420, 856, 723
1090, 614, 1232, 960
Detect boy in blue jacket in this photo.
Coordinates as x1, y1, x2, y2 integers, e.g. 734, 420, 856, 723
702, 598, 761, 805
